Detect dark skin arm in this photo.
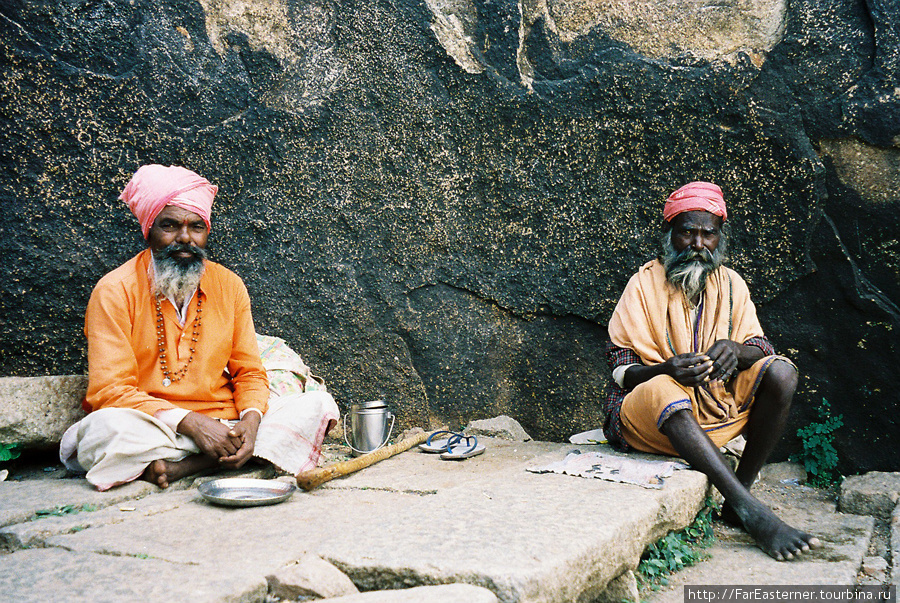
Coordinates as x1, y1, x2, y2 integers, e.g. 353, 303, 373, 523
176, 410, 261, 469
623, 339, 764, 390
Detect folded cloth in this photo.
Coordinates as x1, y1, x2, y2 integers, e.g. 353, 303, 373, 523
257, 333, 327, 395
253, 391, 338, 475
527, 450, 688, 489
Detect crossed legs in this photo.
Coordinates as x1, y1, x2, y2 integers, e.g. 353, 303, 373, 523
659, 360, 820, 560
141, 455, 218, 489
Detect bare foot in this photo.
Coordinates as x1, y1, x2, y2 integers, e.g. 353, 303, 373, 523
735, 499, 821, 561
140, 456, 217, 489
141, 459, 171, 488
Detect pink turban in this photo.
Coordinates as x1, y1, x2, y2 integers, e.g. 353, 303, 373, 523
119, 165, 218, 238
663, 181, 727, 223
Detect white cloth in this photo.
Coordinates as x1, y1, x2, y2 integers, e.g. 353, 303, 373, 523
527, 450, 688, 489
60, 391, 339, 491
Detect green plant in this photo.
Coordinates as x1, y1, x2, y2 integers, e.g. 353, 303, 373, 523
637, 499, 717, 590
794, 398, 843, 488
0, 443, 22, 463
33, 504, 99, 519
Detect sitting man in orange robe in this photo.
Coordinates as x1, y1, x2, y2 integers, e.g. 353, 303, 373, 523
61, 164, 338, 491
603, 181, 820, 561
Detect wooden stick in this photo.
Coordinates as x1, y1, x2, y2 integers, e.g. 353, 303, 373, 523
295, 428, 435, 491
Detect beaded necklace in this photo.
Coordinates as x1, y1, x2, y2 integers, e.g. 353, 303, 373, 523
155, 293, 202, 387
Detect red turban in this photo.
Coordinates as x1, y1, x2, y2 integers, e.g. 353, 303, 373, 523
119, 165, 218, 239
663, 181, 727, 223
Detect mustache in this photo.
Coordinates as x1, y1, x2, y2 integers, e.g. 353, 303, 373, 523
155, 243, 207, 262
673, 246, 716, 268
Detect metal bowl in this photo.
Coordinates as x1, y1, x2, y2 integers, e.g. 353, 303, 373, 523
198, 478, 297, 507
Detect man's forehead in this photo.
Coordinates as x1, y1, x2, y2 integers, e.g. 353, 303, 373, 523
154, 205, 206, 223
672, 210, 722, 229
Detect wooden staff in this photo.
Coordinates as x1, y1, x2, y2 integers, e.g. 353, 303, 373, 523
295, 428, 437, 491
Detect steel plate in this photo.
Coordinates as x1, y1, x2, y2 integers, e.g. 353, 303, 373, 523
198, 478, 296, 507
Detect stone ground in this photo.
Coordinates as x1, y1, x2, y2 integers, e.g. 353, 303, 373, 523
0, 440, 893, 603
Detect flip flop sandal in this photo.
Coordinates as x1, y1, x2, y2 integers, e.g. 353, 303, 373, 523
418, 430, 465, 453
440, 435, 486, 460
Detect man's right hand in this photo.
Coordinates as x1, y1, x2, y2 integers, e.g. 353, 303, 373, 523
664, 353, 714, 387
176, 412, 243, 460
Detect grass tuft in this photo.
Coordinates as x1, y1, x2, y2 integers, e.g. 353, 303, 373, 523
637, 498, 717, 591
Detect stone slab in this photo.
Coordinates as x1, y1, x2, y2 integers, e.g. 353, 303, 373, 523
595, 570, 639, 603
0, 375, 87, 448
0, 465, 273, 532
646, 472, 875, 601
860, 556, 889, 583
0, 489, 197, 551
267, 554, 360, 599
840, 472, 900, 520
324, 583, 500, 602
0, 475, 166, 530
0, 548, 266, 603
0, 440, 709, 603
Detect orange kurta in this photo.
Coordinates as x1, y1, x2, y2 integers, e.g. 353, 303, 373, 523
84, 249, 269, 419
608, 259, 782, 455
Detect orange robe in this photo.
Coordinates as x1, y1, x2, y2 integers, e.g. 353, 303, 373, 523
608, 260, 784, 455
84, 249, 269, 419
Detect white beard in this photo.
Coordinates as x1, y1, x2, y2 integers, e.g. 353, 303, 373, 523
660, 230, 727, 302
667, 260, 712, 302
151, 248, 206, 305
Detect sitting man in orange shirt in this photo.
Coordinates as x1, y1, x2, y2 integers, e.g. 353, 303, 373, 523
60, 164, 338, 491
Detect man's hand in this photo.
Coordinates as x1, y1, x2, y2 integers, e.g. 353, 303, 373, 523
704, 339, 742, 382
623, 339, 764, 390
219, 412, 261, 469
177, 412, 241, 460
704, 339, 765, 382
664, 353, 714, 387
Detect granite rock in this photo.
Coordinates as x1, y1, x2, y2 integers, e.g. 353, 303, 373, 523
267, 554, 360, 600
465, 415, 532, 442
839, 472, 900, 520
594, 569, 639, 603
1, 0, 898, 474
0, 376, 87, 448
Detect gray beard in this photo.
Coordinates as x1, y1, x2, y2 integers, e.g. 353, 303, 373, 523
151, 244, 207, 305
660, 231, 727, 302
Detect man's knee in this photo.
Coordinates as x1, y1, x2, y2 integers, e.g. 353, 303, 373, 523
761, 358, 798, 398
633, 373, 682, 394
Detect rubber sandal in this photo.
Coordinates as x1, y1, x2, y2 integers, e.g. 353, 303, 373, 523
418, 430, 465, 453
440, 435, 486, 460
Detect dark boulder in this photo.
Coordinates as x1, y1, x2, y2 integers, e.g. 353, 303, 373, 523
0, 0, 897, 471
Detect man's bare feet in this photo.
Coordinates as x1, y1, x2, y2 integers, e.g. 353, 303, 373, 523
731, 498, 821, 561
140, 456, 217, 489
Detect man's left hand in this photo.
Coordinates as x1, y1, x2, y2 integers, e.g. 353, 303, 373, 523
704, 339, 742, 382
220, 411, 261, 469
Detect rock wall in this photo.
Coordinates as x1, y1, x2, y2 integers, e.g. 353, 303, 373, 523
1, 0, 897, 472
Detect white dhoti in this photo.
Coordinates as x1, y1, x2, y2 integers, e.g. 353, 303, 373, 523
60, 391, 339, 491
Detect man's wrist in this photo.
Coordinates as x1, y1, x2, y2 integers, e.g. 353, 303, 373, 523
175, 411, 196, 437
239, 408, 263, 422
735, 342, 764, 369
